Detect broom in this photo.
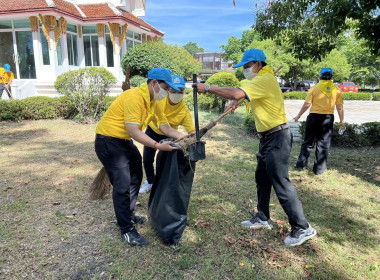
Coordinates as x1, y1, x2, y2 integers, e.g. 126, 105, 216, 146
89, 98, 245, 200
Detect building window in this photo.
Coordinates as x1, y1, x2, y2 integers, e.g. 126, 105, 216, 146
105, 34, 114, 67
40, 29, 50, 65
0, 20, 12, 29
66, 24, 78, 66
57, 39, 63, 65
13, 19, 31, 29
67, 33, 78, 66
126, 30, 142, 51
83, 35, 99, 66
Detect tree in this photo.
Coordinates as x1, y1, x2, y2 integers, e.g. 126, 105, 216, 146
316, 49, 352, 82
338, 34, 380, 87
220, 36, 243, 64
182, 42, 204, 57
121, 41, 202, 80
255, 0, 380, 58
221, 29, 261, 63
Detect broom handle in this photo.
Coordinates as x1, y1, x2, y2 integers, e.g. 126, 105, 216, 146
214, 98, 245, 123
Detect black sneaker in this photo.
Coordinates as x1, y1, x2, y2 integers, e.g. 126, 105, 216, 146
133, 215, 147, 224
121, 227, 148, 247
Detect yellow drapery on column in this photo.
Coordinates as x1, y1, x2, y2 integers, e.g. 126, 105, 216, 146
54, 17, 67, 49
97, 24, 104, 38
142, 33, 147, 43
119, 24, 128, 52
147, 35, 152, 42
29, 16, 38, 32
78, 25, 82, 38
38, 14, 55, 49
107, 22, 120, 53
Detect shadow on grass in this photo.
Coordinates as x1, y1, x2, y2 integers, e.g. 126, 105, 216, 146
187, 124, 379, 279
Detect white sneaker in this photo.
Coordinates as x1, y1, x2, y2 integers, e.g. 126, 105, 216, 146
241, 216, 273, 230
139, 180, 152, 194
284, 224, 317, 246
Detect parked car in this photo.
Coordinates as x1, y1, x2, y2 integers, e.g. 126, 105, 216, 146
279, 82, 292, 93
296, 80, 315, 91
338, 81, 359, 92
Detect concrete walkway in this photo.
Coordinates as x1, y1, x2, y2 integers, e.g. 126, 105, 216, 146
284, 100, 380, 141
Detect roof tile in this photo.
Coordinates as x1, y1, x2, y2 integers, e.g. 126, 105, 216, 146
0, 0, 48, 12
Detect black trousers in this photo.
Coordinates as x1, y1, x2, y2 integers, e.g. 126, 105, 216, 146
0, 84, 11, 98
295, 113, 334, 175
256, 129, 309, 229
95, 135, 143, 234
143, 126, 167, 184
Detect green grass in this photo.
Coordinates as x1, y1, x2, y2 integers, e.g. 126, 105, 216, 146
0, 114, 379, 279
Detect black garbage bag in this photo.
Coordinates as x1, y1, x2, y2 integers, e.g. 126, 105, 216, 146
148, 149, 196, 245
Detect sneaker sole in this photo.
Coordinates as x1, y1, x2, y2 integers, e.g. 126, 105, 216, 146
241, 223, 273, 230
286, 229, 317, 246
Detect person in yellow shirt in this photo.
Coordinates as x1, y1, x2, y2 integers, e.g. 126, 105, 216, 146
95, 68, 186, 247
193, 49, 316, 247
140, 75, 195, 194
0, 64, 14, 99
293, 68, 345, 175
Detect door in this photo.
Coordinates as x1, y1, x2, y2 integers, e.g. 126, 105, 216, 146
0, 32, 17, 78
15, 31, 36, 79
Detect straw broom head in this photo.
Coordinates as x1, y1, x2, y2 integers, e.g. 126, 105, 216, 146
89, 167, 112, 200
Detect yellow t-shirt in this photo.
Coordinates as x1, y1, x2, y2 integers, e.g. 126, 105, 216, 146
306, 80, 343, 114
96, 83, 167, 140
0, 68, 14, 84
240, 65, 287, 132
149, 95, 195, 135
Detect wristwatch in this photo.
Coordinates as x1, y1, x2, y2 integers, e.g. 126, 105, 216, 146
205, 84, 211, 93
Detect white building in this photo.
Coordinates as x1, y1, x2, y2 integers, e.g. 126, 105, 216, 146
0, 0, 164, 99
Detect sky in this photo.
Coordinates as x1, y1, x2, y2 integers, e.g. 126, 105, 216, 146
143, 0, 264, 52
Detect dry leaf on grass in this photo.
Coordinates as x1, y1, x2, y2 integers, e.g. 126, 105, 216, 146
223, 236, 233, 247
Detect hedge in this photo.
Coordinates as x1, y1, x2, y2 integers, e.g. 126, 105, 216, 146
299, 121, 380, 147
0, 96, 75, 121
372, 92, 380, 101
283, 91, 378, 101
0, 96, 117, 122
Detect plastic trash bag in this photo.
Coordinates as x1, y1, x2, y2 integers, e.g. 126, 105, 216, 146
148, 149, 196, 245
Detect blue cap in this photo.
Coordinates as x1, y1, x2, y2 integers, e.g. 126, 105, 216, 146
320, 67, 333, 76
4, 64, 11, 72
172, 75, 186, 90
233, 49, 266, 68
148, 68, 180, 91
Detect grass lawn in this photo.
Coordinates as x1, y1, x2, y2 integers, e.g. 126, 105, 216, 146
1, 108, 379, 279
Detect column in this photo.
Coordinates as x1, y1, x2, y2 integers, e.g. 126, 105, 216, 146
97, 24, 106, 67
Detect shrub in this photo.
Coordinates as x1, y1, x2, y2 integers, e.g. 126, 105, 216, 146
243, 112, 257, 135
342, 92, 372, 100
121, 41, 202, 80
372, 92, 380, 101
204, 72, 240, 113
283, 91, 308, 100
299, 121, 380, 147
130, 75, 147, 88
54, 67, 116, 122
0, 96, 75, 121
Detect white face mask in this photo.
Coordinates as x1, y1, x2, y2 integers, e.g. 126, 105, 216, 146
153, 82, 168, 100
168, 92, 184, 104
243, 62, 259, 80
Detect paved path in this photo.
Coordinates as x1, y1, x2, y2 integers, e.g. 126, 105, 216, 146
284, 100, 380, 141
